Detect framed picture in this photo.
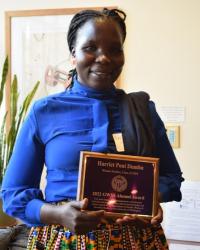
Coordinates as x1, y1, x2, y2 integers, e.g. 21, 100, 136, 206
5, 6, 117, 125
165, 125, 180, 148
77, 151, 159, 218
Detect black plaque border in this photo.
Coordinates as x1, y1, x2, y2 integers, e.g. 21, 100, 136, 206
77, 151, 159, 219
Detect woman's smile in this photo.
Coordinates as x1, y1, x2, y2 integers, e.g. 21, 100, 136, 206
90, 68, 113, 78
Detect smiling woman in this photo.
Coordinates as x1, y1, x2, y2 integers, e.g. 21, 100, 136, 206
66, 8, 126, 91
2, 7, 183, 250
70, 18, 125, 90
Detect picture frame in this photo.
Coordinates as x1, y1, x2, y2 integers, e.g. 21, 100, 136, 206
5, 6, 118, 126
166, 125, 180, 148
77, 151, 159, 218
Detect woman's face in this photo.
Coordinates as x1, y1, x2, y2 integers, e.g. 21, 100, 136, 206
72, 18, 125, 91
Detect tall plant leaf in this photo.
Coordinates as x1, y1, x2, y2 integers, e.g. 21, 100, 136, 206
6, 76, 18, 161
0, 56, 8, 107
10, 75, 19, 125
0, 113, 7, 183
0, 57, 40, 182
15, 81, 40, 133
6, 76, 19, 165
6, 80, 40, 166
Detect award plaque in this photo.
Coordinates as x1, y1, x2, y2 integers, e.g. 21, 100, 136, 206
77, 151, 159, 218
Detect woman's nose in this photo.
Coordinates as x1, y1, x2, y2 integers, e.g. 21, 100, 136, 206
95, 52, 111, 63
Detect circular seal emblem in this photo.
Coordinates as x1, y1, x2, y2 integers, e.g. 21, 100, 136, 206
111, 175, 128, 193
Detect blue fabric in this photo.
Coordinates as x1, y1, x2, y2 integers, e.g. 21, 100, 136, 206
1, 78, 183, 226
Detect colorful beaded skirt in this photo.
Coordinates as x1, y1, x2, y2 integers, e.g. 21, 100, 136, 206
26, 223, 168, 250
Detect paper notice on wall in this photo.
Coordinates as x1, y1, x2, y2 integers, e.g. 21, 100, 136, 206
162, 180, 200, 242
159, 106, 185, 123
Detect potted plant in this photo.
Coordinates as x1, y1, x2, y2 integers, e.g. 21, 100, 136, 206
0, 57, 39, 227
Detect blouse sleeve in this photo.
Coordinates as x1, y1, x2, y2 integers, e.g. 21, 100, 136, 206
1, 103, 45, 226
149, 101, 184, 202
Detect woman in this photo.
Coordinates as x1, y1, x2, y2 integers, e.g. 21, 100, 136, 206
2, 8, 183, 249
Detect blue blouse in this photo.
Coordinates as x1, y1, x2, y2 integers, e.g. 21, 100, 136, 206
2, 78, 184, 226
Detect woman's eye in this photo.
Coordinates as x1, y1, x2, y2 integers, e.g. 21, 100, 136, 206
83, 46, 96, 52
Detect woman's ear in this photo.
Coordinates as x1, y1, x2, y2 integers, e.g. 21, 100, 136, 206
71, 48, 76, 66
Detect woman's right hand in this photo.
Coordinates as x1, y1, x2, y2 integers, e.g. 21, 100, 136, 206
40, 198, 104, 234
59, 198, 104, 234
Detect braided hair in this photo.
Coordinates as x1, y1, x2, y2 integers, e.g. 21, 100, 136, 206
66, 8, 126, 87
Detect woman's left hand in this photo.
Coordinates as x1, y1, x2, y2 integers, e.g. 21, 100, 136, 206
113, 204, 163, 227
151, 204, 163, 225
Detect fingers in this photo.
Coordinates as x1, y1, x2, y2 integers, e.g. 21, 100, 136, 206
74, 210, 104, 234
70, 198, 88, 210
115, 215, 136, 224
87, 210, 105, 217
70, 199, 104, 221
81, 198, 88, 210
151, 205, 163, 225
116, 215, 139, 224
69, 199, 104, 222
80, 210, 104, 224
115, 214, 150, 228
58, 199, 106, 234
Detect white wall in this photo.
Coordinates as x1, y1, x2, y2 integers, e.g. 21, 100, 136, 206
0, 0, 199, 181
122, 0, 200, 182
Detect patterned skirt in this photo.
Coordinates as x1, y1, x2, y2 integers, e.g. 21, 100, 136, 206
26, 223, 168, 250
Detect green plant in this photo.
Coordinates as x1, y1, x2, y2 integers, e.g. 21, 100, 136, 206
0, 57, 39, 183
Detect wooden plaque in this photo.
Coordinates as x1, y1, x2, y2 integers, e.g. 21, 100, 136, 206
77, 151, 159, 218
